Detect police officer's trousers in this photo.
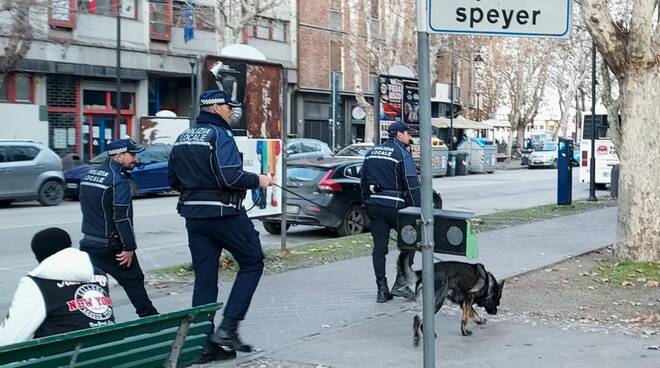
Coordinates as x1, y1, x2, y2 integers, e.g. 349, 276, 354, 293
81, 246, 158, 317
185, 212, 264, 321
365, 205, 414, 281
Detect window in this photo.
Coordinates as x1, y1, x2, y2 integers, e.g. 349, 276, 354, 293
0, 74, 34, 104
195, 5, 215, 31
371, 0, 379, 19
8, 146, 40, 162
14, 74, 30, 102
0, 147, 7, 163
139, 146, 171, 163
246, 17, 288, 42
77, 0, 137, 19
343, 164, 362, 179
330, 10, 342, 31
83, 90, 106, 109
50, 0, 77, 29
150, 0, 173, 41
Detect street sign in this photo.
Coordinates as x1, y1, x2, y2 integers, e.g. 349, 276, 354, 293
427, 0, 572, 38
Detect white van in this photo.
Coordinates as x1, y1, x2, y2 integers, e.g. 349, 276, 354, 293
579, 139, 619, 189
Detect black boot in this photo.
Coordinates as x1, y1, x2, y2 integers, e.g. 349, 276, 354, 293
209, 317, 253, 353
376, 278, 393, 303
193, 341, 237, 364
390, 270, 416, 301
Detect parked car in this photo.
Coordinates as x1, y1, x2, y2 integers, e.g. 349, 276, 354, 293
528, 143, 559, 169
335, 143, 374, 158
64, 144, 173, 199
0, 139, 64, 206
261, 158, 366, 236
285, 138, 333, 161
260, 157, 443, 236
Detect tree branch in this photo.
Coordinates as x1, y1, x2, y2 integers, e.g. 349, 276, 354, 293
627, 0, 656, 62
580, 0, 627, 76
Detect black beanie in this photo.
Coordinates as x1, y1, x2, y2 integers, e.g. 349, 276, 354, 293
31, 227, 72, 263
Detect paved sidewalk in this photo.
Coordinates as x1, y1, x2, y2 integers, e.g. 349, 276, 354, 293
108, 206, 660, 367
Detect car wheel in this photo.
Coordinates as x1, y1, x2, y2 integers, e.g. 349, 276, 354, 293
262, 221, 291, 235
552, 159, 558, 169
336, 205, 366, 237
38, 180, 64, 206
0, 199, 12, 207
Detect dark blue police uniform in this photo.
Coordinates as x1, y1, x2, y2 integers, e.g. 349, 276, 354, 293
79, 139, 158, 317
360, 122, 420, 302
168, 90, 263, 337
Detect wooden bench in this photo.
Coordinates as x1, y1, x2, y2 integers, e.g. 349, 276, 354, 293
0, 303, 222, 368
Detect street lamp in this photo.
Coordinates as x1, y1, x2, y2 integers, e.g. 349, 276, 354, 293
588, 41, 598, 202
115, 0, 122, 134
449, 50, 484, 149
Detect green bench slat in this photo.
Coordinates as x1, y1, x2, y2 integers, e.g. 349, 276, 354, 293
74, 334, 206, 368
0, 303, 221, 367
1, 323, 211, 368
111, 346, 203, 368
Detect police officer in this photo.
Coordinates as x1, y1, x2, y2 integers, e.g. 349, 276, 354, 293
360, 121, 420, 303
168, 89, 271, 363
79, 139, 158, 317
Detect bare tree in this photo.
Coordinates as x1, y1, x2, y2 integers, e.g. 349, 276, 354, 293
0, 0, 41, 90
343, 0, 417, 143
174, 0, 286, 55
599, 61, 622, 150
550, 16, 591, 138
580, 0, 660, 261
497, 38, 552, 154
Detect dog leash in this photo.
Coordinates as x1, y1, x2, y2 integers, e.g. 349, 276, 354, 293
272, 183, 400, 242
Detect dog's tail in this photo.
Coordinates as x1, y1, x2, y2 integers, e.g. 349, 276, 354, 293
398, 251, 420, 288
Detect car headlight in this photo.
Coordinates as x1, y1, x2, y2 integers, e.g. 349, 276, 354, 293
401, 225, 418, 245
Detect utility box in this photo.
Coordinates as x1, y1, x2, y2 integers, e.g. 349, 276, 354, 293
557, 138, 573, 205
397, 207, 479, 259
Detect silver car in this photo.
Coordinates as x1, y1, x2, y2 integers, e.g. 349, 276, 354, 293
528, 143, 558, 169
0, 140, 65, 206
286, 138, 333, 161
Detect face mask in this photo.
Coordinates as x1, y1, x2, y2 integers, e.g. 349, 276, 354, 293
229, 107, 243, 125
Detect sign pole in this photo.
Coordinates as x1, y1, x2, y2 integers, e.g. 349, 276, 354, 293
417, 1, 436, 367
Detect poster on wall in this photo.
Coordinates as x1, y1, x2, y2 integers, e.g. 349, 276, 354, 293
235, 137, 283, 218
203, 56, 283, 139
402, 81, 420, 131
139, 115, 191, 145
378, 76, 403, 141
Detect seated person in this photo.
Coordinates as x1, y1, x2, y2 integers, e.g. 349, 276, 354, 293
0, 228, 114, 345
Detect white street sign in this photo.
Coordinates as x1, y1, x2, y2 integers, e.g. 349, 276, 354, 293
427, 0, 572, 38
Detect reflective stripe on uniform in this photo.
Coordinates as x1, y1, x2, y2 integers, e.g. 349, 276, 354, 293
370, 195, 405, 203
174, 141, 213, 148
365, 156, 399, 163
80, 182, 111, 190
182, 200, 237, 208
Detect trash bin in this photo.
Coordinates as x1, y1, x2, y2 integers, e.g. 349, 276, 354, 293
457, 138, 498, 173
455, 152, 469, 176
446, 151, 456, 177
431, 144, 449, 177
610, 164, 620, 199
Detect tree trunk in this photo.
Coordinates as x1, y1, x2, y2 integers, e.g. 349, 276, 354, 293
616, 68, 660, 261
516, 125, 525, 148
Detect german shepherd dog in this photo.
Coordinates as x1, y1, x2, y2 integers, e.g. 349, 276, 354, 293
398, 253, 504, 346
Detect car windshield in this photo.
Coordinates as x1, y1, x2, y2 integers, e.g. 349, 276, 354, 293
89, 152, 108, 164
337, 146, 370, 156
540, 144, 557, 152
287, 167, 328, 182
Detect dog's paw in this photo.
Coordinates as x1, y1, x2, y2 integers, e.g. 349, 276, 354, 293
461, 329, 473, 336
413, 335, 420, 347
476, 318, 487, 325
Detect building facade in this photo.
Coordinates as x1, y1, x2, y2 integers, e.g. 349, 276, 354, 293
0, 0, 296, 159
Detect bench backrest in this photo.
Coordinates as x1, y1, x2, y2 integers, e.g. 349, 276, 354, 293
0, 303, 221, 368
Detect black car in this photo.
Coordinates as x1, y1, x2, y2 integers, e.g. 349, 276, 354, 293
260, 157, 443, 236
261, 158, 367, 236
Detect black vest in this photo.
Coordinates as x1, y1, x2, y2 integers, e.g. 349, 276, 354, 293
30, 267, 114, 338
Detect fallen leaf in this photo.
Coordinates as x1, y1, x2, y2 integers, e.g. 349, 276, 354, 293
643, 280, 659, 288
636, 277, 647, 282
621, 281, 634, 287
